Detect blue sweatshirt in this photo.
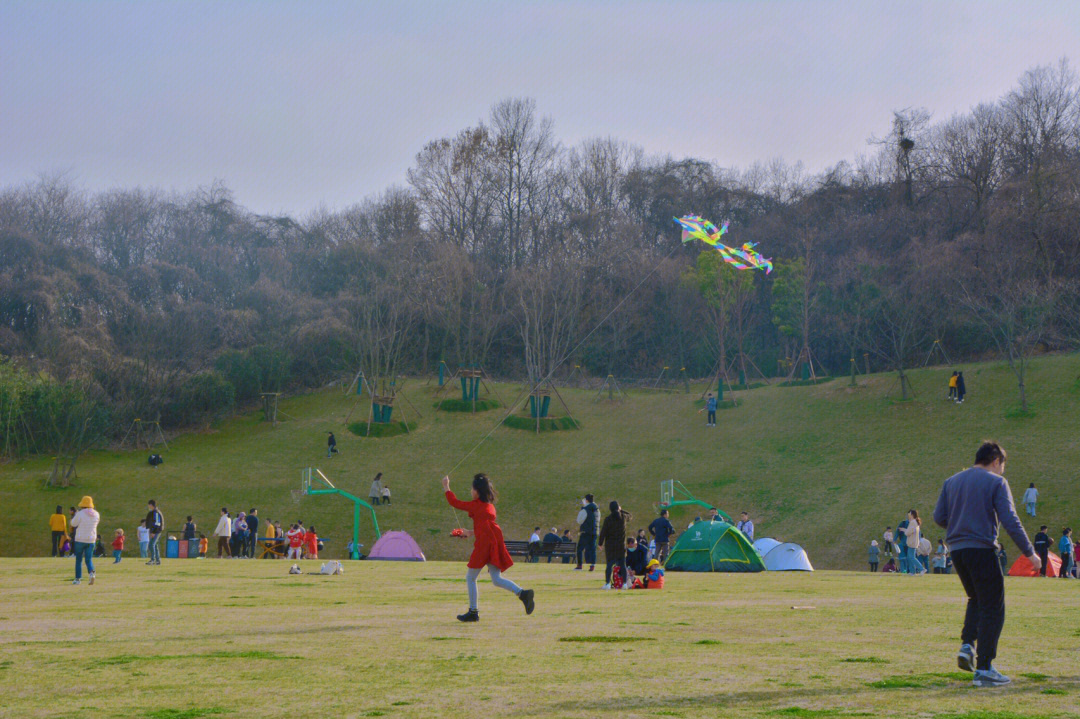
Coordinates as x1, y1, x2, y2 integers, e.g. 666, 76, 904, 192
933, 466, 1033, 556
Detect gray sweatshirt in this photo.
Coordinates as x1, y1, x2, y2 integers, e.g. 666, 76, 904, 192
933, 466, 1033, 556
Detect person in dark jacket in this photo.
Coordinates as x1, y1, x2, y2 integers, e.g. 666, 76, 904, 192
145, 500, 164, 566
648, 509, 675, 562
1032, 526, 1052, 577
542, 527, 561, 564
245, 509, 260, 558
955, 372, 966, 403
933, 441, 1036, 687
598, 500, 632, 590
327, 431, 338, 457
575, 495, 599, 571
625, 537, 649, 579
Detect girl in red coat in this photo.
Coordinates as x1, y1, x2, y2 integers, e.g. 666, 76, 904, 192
443, 473, 535, 622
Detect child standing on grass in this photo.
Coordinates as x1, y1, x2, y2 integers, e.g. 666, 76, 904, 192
198, 533, 208, 558
1059, 529, 1073, 579
137, 520, 149, 558
443, 473, 534, 623
381, 484, 391, 505
111, 529, 124, 563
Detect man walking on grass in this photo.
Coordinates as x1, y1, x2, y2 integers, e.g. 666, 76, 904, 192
145, 499, 164, 566
214, 508, 232, 558
1032, 526, 1052, 577
933, 441, 1038, 688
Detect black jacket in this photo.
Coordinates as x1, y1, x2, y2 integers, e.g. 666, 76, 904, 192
598, 510, 632, 558
580, 502, 599, 535
1033, 532, 1052, 554
146, 509, 163, 534
626, 545, 649, 573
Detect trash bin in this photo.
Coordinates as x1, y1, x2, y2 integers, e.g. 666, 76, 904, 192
188, 538, 200, 558
165, 537, 179, 559
178, 540, 188, 559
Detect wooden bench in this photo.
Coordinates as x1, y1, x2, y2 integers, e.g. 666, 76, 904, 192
506, 539, 577, 562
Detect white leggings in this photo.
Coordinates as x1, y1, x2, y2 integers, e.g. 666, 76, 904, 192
288, 547, 302, 560
466, 565, 521, 610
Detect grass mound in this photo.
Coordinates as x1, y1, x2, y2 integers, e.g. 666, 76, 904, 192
436, 398, 500, 412
347, 420, 417, 438
502, 415, 579, 432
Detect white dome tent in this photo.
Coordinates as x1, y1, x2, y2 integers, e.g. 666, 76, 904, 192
752, 537, 782, 556
761, 542, 814, 572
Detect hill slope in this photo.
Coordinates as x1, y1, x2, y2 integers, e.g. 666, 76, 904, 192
3, 354, 1078, 567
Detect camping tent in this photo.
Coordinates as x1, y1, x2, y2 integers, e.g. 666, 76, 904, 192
665, 520, 765, 572
368, 531, 426, 561
761, 542, 814, 571
752, 537, 782, 556
1009, 552, 1060, 577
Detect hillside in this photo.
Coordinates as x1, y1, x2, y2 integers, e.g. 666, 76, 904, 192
3, 354, 1078, 568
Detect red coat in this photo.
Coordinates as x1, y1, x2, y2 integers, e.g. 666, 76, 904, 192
446, 491, 514, 572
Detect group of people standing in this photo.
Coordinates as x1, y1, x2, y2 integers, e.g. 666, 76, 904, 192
212, 507, 320, 560
573, 496, 677, 587
947, 371, 967, 403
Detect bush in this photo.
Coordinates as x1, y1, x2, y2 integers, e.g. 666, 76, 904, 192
163, 372, 235, 426
214, 345, 290, 404
502, 415, 579, 432
348, 420, 417, 438
435, 398, 500, 412
779, 376, 834, 388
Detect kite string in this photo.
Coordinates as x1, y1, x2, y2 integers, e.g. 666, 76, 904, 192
442, 243, 683, 523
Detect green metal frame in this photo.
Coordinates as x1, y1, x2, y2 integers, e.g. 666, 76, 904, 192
303, 468, 381, 559
660, 480, 733, 523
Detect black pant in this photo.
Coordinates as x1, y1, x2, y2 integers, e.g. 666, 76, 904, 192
1036, 549, 1049, 576
605, 556, 628, 585
576, 533, 596, 567
869, 562, 878, 572
707, 410, 716, 424
52, 531, 64, 557
951, 547, 1005, 671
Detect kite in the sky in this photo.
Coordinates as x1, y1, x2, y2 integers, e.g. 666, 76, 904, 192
674, 215, 774, 274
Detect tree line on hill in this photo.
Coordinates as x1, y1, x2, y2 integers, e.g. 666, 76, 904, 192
2, 59, 1079, 463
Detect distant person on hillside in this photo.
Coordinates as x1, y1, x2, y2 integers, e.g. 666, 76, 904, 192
111, 529, 124, 563
246, 509, 259, 558
1022, 483, 1038, 517
381, 484, 391, 505
214, 508, 232, 558
948, 371, 959, 400
49, 505, 67, 557
883, 527, 894, 557
868, 540, 879, 572
955, 372, 967, 403
145, 500, 163, 566
327, 431, 338, 457
736, 512, 755, 540
137, 520, 150, 558
598, 500, 632, 591
649, 509, 675, 563
702, 392, 718, 426
70, 496, 100, 585
933, 440, 1036, 687
369, 473, 383, 506
1058, 529, 1073, 579
1033, 526, 1052, 577
575, 494, 599, 572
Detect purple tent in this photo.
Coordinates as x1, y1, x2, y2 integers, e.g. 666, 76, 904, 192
367, 531, 426, 561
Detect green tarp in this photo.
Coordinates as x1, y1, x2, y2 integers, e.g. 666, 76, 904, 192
665, 520, 765, 573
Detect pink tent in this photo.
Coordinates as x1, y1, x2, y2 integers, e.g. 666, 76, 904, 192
368, 531, 426, 561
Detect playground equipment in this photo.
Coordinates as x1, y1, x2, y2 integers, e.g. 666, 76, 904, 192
120, 418, 169, 451
659, 479, 732, 522
433, 363, 505, 412
593, 374, 626, 402
344, 369, 423, 434
298, 468, 381, 559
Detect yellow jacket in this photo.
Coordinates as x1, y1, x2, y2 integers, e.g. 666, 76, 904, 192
49, 513, 67, 532
948, 376, 958, 388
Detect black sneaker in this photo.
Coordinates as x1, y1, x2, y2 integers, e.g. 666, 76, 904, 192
456, 609, 479, 623
519, 589, 535, 615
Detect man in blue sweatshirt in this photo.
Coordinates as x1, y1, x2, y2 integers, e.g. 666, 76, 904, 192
648, 509, 675, 562
933, 441, 1038, 688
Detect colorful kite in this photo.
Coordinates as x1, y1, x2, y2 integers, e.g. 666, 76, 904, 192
674, 215, 773, 274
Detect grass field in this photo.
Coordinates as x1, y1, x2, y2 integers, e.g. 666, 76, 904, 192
2, 559, 1078, 719
2, 353, 1079, 568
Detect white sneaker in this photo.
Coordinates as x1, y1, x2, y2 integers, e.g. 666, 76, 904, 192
72, 579, 80, 585
601, 583, 611, 590
973, 666, 1011, 687
88, 573, 95, 585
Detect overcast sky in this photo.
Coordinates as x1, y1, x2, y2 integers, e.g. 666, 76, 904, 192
2, 1, 1078, 215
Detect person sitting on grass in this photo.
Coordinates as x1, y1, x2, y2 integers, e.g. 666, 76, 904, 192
111, 529, 124, 563
881, 557, 897, 573
625, 536, 649, 580
640, 558, 665, 589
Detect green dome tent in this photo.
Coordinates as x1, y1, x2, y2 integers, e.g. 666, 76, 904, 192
666, 520, 765, 573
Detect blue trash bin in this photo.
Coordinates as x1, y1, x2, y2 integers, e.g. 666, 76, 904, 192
165, 538, 179, 559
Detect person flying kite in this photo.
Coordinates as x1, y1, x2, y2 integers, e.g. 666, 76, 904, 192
674, 215, 773, 274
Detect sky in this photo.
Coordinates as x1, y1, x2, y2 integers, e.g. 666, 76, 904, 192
2, 1, 1079, 216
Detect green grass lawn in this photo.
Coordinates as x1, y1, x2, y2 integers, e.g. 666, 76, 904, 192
1, 559, 1078, 718
2, 353, 1079, 568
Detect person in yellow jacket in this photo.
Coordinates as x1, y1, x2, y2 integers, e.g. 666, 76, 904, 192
49, 505, 67, 557
948, 371, 958, 400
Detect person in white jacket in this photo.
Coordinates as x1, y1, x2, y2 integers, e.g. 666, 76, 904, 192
69, 496, 100, 585
214, 508, 232, 558
1022, 483, 1038, 517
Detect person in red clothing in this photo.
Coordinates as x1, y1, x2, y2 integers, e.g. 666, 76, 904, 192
443, 473, 535, 622
286, 524, 304, 560
304, 525, 319, 559
111, 529, 125, 564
